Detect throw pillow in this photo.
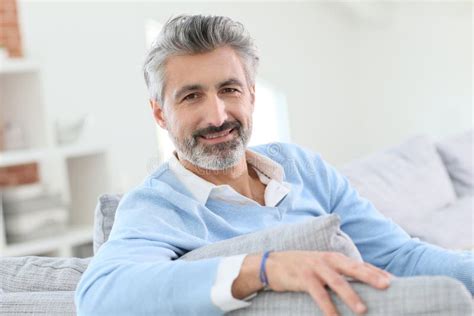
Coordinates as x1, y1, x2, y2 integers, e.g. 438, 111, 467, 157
340, 135, 457, 232
436, 129, 474, 197
93, 193, 121, 254
180, 214, 362, 262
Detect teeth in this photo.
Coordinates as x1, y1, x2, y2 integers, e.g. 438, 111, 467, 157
203, 129, 231, 139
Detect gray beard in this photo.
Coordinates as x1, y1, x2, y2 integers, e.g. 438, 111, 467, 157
170, 127, 251, 171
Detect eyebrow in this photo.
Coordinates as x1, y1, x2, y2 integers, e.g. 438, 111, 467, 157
173, 78, 245, 101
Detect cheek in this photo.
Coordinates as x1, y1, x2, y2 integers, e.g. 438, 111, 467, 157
168, 111, 199, 137
234, 106, 253, 125
163, 111, 180, 135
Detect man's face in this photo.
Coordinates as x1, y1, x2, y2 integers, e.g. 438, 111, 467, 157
151, 46, 255, 171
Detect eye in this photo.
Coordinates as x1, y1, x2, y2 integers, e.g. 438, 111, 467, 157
183, 93, 199, 102
221, 87, 240, 94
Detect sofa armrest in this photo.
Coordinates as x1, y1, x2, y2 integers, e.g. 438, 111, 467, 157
0, 256, 91, 293
229, 276, 472, 315
0, 291, 76, 315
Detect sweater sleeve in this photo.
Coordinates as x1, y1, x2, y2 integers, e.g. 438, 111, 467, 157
313, 153, 474, 294
74, 186, 225, 315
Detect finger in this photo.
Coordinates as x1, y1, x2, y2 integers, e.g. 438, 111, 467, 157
358, 262, 391, 279
334, 258, 391, 289
360, 262, 392, 289
325, 254, 389, 287
364, 263, 394, 281
326, 255, 382, 282
305, 274, 340, 316
317, 264, 367, 315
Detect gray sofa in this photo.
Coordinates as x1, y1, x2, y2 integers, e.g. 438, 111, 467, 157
1, 130, 472, 315
341, 131, 473, 251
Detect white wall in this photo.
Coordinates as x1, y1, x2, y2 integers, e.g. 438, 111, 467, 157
17, 1, 472, 192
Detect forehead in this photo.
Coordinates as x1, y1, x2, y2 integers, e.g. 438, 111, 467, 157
163, 46, 248, 100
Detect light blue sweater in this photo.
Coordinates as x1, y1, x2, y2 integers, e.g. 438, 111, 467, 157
75, 142, 473, 315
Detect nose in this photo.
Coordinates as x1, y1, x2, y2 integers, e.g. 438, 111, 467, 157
205, 94, 228, 127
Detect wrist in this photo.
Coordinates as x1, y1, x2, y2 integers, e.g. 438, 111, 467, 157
231, 254, 265, 299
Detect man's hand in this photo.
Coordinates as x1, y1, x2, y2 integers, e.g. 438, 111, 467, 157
232, 251, 393, 316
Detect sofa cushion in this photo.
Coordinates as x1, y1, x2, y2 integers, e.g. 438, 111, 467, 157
436, 129, 473, 198
93, 193, 121, 254
340, 135, 457, 232
180, 214, 362, 262
405, 195, 473, 250
0, 256, 90, 293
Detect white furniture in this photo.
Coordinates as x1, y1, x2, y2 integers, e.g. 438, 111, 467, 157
0, 58, 110, 257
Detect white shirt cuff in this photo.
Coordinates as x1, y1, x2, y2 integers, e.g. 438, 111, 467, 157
211, 254, 257, 312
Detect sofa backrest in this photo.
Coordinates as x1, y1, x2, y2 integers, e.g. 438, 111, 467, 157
340, 135, 457, 227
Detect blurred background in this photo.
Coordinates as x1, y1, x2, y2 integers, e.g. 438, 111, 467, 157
0, 0, 472, 257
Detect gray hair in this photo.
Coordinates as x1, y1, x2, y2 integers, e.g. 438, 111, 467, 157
143, 14, 259, 106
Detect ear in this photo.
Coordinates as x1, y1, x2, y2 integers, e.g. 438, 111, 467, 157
249, 84, 256, 108
149, 99, 167, 130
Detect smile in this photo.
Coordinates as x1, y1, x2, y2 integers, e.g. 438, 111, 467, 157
199, 128, 235, 144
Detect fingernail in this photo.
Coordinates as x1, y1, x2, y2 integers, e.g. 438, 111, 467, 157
356, 302, 367, 313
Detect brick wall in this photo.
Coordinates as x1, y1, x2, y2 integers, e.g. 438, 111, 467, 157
0, 0, 23, 57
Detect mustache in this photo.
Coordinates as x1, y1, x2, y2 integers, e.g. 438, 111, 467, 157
193, 121, 241, 138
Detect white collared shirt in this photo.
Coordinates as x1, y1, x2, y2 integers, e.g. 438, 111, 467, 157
168, 149, 291, 312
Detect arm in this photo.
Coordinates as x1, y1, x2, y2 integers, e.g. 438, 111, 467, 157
74, 187, 224, 315
314, 152, 474, 294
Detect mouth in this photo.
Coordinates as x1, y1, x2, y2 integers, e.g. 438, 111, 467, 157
198, 128, 236, 144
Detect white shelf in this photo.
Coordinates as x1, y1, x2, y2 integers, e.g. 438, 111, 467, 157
0, 144, 106, 167
0, 59, 38, 74
0, 147, 49, 167
0, 59, 110, 258
0, 225, 93, 257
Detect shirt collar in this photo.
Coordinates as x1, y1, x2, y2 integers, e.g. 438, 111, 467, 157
168, 148, 286, 205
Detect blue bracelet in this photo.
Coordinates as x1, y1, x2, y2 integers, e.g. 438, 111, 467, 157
259, 250, 273, 289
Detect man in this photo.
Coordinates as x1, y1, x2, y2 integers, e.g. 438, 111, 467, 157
75, 14, 473, 316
